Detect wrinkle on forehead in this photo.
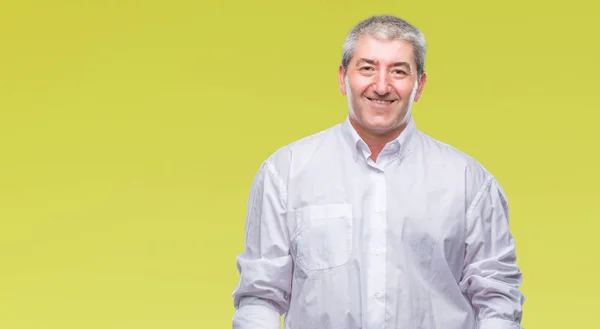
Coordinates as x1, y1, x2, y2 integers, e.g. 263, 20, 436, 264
352, 37, 417, 74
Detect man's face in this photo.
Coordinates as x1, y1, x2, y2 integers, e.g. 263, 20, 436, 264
339, 35, 426, 137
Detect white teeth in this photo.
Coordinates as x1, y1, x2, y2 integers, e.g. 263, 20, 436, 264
370, 98, 393, 104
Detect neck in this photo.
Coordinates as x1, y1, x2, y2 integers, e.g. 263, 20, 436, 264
349, 116, 409, 162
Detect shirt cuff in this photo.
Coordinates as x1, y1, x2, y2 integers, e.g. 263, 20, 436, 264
478, 318, 523, 329
233, 304, 281, 329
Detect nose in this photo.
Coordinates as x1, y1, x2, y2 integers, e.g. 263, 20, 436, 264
372, 71, 391, 96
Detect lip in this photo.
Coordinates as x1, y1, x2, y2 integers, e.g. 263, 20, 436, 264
365, 96, 397, 106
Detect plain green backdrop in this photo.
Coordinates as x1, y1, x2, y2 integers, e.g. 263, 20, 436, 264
1, 0, 599, 328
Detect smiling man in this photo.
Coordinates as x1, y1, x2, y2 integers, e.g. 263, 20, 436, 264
232, 15, 525, 329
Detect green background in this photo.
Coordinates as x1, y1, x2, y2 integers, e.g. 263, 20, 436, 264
1, 0, 598, 328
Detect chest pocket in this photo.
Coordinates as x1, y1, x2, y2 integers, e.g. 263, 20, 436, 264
292, 203, 353, 271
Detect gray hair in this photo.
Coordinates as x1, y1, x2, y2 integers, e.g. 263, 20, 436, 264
341, 15, 427, 78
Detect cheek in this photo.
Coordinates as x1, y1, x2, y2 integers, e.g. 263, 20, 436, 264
348, 77, 372, 96
393, 81, 418, 98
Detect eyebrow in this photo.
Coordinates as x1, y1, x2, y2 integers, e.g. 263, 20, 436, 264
356, 58, 412, 70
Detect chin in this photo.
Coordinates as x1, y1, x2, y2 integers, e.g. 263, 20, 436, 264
362, 121, 394, 134
371, 116, 410, 132
351, 110, 405, 133
366, 116, 396, 127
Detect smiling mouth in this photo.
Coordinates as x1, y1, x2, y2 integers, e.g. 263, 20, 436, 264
366, 96, 396, 105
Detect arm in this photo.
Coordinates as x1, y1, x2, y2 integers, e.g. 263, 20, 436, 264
232, 160, 293, 329
460, 176, 525, 329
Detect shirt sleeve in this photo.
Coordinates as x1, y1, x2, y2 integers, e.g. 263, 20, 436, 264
460, 176, 525, 329
232, 160, 293, 329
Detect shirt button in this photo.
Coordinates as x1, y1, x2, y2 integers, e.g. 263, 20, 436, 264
375, 208, 381, 213
375, 249, 380, 255
374, 292, 381, 298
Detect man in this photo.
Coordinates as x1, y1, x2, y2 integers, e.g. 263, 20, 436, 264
232, 15, 525, 329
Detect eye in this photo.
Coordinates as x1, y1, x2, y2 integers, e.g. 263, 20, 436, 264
360, 66, 375, 72
392, 69, 407, 75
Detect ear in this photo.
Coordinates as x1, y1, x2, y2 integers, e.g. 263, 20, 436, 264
338, 64, 347, 95
414, 72, 427, 102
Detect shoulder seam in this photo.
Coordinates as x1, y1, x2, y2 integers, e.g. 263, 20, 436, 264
265, 160, 287, 201
466, 174, 494, 216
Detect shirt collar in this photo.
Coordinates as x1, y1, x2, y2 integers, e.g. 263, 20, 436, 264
341, 114, 418, 164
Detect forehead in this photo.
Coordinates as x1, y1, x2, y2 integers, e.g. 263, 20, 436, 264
352, 35, 415, 66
